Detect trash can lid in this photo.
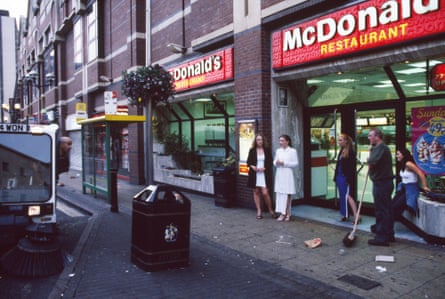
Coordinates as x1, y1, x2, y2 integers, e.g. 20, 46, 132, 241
133, 184, 189, 205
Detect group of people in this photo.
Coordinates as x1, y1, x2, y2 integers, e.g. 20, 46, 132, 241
366, 128, 429, 246
246, 134, 298, 222
247, 128, 429, 247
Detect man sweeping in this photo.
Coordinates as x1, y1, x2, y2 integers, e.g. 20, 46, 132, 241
367, 128, 394, 246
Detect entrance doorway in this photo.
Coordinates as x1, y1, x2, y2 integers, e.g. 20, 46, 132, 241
310, 107, 396, 207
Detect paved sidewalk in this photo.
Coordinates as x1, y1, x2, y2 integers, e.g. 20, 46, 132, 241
51, 171, 444, 298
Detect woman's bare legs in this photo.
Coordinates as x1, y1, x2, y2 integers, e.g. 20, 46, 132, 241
347, 195, 359, 223
253, 188, 262, 217
261, 187, 275, 216
285, 194, 292, 221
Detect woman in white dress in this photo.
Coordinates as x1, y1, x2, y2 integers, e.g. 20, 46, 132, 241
274, 134, 299, 221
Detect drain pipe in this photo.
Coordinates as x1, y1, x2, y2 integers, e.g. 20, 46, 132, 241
145, 0, 152, 185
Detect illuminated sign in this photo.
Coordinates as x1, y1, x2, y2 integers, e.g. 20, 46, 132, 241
238, 120, 256, 176
431, 63, 445, 91
169, 47, 233, 92
272, 0, 445, 69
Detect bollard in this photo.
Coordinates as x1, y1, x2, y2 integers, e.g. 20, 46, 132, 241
110, 168, 118, 212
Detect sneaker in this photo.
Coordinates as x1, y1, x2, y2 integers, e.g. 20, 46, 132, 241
368, 238, 389, 246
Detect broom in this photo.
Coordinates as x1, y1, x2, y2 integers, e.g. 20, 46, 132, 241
0, 223, 64, 277
343, 171, 368, 247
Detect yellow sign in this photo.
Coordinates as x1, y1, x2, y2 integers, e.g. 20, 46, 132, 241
76, 102, 86, 113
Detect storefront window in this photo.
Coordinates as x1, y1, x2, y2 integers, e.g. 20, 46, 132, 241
306, 56, 445, 203
155, 92, 235, 173
394, 58, 445, 98
307, 65, 398, 107
307, 57, 445, 108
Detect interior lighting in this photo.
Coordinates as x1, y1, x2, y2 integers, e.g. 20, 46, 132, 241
333, 78, 357, 83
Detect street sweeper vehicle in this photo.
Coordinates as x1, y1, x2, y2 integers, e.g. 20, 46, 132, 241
0, 123, 64, 277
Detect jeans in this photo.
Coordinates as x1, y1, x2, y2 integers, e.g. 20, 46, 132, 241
372, 179, 394, 242
335, 174, 349, 218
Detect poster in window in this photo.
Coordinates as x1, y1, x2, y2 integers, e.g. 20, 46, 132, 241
411, 106, 445, 175
238, 120, 256, 176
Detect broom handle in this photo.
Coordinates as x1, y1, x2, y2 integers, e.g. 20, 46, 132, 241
352, 170, 368, 233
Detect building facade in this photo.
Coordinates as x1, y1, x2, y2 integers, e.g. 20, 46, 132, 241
15, 0, 445, 221
0, 10, 17, 123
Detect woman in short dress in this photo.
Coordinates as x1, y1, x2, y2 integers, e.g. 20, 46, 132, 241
247, 134, 275, 219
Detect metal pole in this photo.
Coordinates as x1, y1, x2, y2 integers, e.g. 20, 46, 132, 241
146, 99, 154, 185
110, 168, 118, 212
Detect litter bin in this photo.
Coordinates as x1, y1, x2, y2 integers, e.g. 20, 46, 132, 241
131, 184, 191, 271
213, 166, 235, 207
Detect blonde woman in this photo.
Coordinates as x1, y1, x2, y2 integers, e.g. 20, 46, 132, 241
333, 133, 358, 223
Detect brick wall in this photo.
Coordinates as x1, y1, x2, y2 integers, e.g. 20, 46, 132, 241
234, 27, 272, 208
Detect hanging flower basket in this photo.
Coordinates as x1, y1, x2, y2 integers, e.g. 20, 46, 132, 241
121, 64, 175, 107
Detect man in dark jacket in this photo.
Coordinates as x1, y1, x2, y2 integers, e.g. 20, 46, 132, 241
367, 128, 394, 246
56, 136, 72, 186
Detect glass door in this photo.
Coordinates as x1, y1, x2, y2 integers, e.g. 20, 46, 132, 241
310, 111, 339, 201
310, 107, 396, 206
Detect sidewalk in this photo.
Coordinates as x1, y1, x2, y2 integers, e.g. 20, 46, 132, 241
51, 171, 444, 299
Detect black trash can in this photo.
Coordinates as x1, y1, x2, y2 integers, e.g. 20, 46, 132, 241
213, 166, 235, 207
131, 184, 191, 271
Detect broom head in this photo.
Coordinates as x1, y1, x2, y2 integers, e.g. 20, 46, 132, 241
342, 231, 356, 247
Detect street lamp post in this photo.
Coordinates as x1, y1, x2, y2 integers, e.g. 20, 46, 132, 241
25, 70, 55, 124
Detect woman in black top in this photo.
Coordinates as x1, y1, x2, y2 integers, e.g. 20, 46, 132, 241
247, 134, 275, 219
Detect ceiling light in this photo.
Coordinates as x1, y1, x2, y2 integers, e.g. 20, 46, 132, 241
373, 84, 393, 88
405, 83, 425, 87
428, 60, 444, 67
379, 79, 405, 84
307, 79, 324, 84
193, 98, 211, 102
395, 68, 426, 75
415, 87, 436, 93
333, 78, 357, 83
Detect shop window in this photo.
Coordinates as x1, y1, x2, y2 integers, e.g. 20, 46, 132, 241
155, 93, 235, 173
278, 87, 288, 107
73, 20, 82, 69
307, 57, 445, 108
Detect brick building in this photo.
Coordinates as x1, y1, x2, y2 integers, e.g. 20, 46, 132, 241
15, 0, 445, 237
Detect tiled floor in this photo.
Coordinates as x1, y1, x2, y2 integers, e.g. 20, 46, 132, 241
291, 205, 426, 244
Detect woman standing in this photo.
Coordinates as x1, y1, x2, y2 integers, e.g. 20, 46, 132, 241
274, 134, 299, 222
333, 133, 358, 223
247, 134, 275, 219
